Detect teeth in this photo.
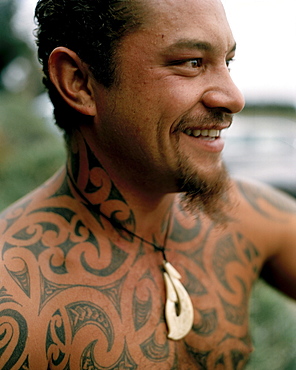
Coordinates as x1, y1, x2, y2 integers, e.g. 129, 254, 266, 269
184, 128, 220, 138
192, 129, 201, 137
201, 130, 208, 137
209, 129, 219, 137
185, 129, 192, 136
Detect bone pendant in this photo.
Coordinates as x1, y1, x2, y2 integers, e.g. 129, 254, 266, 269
163, 261, 194, 340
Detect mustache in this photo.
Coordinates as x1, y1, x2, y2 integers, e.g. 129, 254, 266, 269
175, 109, 233, 131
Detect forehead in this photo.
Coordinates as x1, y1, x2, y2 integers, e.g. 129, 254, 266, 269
136, 0, 234, 52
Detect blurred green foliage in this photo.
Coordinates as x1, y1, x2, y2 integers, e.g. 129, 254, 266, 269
0, 0, 43, 95
247, 280, 296, 369
0, 1, 26, 71
0, 0, 31, 89
0, 0, 64, 210
0, 91, 65, 210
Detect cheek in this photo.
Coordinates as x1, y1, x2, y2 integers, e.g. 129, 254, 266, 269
114, 72, 202, 132
154, 78, 202, 122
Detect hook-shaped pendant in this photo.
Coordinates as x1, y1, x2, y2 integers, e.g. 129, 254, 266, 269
163, 261, 194, 340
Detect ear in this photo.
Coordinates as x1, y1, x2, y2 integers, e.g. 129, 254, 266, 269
48, 47, 96, 116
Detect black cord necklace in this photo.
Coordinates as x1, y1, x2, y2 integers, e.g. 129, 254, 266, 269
67, 170, 170, 258
68, 172, 194, 340
96, 208, 169, 262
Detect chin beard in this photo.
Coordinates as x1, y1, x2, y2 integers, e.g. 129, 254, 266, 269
176, 159, 232, 224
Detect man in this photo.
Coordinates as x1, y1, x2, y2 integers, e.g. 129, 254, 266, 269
0, 0, 296, 368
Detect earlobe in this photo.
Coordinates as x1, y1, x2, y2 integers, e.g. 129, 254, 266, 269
48, 47, 96, 116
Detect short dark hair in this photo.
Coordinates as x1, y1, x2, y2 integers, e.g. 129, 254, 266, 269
34, 0, 144, 134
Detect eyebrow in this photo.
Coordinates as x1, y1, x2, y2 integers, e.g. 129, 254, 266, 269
163, 39, 237, 54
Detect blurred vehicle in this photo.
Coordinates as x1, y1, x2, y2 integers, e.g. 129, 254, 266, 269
223, 114, 296, 198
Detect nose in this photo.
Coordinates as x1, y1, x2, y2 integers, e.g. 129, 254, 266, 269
201, 68, 245, 114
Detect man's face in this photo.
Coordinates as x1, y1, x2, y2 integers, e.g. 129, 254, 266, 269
90, 0, 245, 215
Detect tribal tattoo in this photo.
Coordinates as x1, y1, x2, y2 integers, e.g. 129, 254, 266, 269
0, 131, 278, 369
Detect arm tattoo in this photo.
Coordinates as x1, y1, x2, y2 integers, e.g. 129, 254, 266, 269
236, 179, 296, 218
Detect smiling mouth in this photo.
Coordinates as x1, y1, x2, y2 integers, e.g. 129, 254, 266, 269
183, 128, 221, 141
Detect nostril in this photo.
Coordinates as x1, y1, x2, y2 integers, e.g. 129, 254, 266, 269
202, 89, 245, 114
216, 107, 232, 114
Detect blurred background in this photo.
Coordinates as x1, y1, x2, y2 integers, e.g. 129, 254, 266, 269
0, 0, 65, 211
0, 0, 296, 368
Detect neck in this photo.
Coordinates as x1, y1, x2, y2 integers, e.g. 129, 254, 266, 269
66, 129, 176, 244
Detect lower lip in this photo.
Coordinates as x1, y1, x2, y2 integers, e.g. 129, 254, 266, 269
182, 133, 225, 153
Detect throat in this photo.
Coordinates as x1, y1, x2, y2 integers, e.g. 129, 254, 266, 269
67, 128, 176, 238
66, 144, 195, 340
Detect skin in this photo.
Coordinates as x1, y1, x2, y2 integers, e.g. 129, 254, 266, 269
87, 0, 242, 200
1, 0, 296, 369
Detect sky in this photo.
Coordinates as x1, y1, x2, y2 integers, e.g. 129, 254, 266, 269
222, 0, 296, 106
13, 0, 296, 106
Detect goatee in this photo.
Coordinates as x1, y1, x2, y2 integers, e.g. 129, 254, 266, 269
177, 159, 232, 225
175, 109, 233, 224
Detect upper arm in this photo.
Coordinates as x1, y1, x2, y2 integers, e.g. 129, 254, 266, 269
233, 177, 296, 299
262, 215, 296, 299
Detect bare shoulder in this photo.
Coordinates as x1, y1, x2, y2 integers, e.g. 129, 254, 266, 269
0, 168, 71, 264
228, 177, 296, 264
0, 169, 73, 368
229, 177, 296, 299
0, 193, 45, 368
231, 176, 296, 216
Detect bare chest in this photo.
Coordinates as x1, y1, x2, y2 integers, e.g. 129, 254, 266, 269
2, 250, 254, 370
0, 204, 261, 369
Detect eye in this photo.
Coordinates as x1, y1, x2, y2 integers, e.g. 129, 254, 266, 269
167, 58, 204, 76
186, 58, 203, 68
226, 58, 235, 71
173, 58, 203, 69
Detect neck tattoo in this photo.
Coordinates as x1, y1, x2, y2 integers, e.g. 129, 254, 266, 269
68, 174, 194, 340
